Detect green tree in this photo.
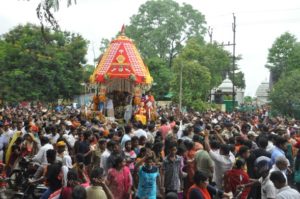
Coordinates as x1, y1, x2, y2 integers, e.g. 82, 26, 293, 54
269, 69, 300, 118
266, 32, 298, 84
0, 23, 88, 102
126, 0, 206, 68
82, 64, 95, 83
171, 56, 211, 110
244, 96, 253, 104
34, 0, 77, 30
178, 38, 245, 88
146, 57, 173, 99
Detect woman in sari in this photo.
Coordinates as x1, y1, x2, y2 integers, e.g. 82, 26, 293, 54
5, 130, 22, 164
73, 154, 90, 185
107, 156, 132, 199
21, 133, 38, 157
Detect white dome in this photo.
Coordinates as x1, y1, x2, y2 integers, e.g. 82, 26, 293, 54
218, 75, 234, 93
256, 82, 269, 97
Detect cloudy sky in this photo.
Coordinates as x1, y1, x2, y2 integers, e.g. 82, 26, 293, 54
1, 0, 300, 96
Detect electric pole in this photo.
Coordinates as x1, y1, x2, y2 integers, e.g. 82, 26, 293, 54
208, 26, 213, 44
232, 13, 236, 110
219, 14, 236, 111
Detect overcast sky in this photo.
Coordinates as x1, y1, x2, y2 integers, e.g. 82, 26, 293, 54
1, 0, 300, 97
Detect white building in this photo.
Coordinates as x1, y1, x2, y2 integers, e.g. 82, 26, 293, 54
211, 75, 245, 105
255, 81, 270, 106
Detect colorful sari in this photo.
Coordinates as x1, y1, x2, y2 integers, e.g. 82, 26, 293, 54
5, 131, 22, 164
107, 166, 132, 199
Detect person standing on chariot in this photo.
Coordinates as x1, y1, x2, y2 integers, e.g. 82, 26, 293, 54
92, 93, 100, 112
106, 95, 115, 122
145, 91, 156, 122
134, 102, 147, 125
124, 95, 133, 124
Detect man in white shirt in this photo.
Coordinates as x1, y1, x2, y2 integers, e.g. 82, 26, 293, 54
121, 125, 132, 149
256, 156, 276, 199
3, 122, 14, 141
32, 136, 53, 165
269, 156, 289, 181
204, 130, 235, 189
270, 171, 300, 199
100, 140, 114, 176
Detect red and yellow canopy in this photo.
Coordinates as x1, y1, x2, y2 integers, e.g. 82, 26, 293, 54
91, 31, 153, 85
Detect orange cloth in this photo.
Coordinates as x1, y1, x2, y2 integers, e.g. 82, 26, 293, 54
187, 184, 211, 199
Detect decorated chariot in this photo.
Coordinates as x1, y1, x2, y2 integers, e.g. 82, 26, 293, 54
90, 27, 155, 124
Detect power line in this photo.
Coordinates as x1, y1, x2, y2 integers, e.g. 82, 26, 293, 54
207, 7, 300, 19
208, 17, 300, 28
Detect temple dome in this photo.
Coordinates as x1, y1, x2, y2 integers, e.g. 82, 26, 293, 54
218, 75, 234, 93
256, 81, 269, 98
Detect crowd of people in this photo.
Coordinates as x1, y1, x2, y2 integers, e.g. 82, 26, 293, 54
0, 104, 300, 199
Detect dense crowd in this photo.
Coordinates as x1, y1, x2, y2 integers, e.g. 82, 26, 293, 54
0, 105, 300, 199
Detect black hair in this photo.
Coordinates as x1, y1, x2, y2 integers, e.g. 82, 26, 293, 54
258, 137, 268, 148
270, 170, 286, 184
220, 144, 230, 155
46, 149, 56, 163
193, 134, 203, 143
107, 140, 116, 150
184, 140, 194, 150
148, 123, 155, 131
193, 171, 208, 185
236, 136, 244, 145
228, 137, 236, 145
90, 167, 104, 185
235, 158, 246, 169
131, 136, 139, 143
40, 136, 49, 145
124, 125, 132, 134
153, 142, 163, 155
138, 147, 147, 158
113, 156, 124, 168
274, 136, 287, 147
168, 142, 178, 150
83, 130, 92, 140
125, 140, 131, 147
67, 169, 78, 181
210, 139, 220, 149
243, 140, 252, 149
161, 118, 167, 125
238, 146, 249, 156
72, 185, 87, 199
182, 129, 189, 137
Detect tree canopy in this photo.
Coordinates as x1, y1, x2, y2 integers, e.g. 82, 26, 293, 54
125, 0, 206, 68
266, 32, 300, 84
269, 69, 300, 118
0, 24, 88, 102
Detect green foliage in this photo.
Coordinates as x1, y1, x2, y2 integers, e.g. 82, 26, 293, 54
82, 64, 95, 83
0, 24, 88, 102
244, 96, 253, 103
171, 57, 211, 111
266, 32, 299, 84
126, 0, 206, 67
145, 57, 173, 100
230, 71, 246, 89
99, 38, 110, 55
269, 69, 300, 118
